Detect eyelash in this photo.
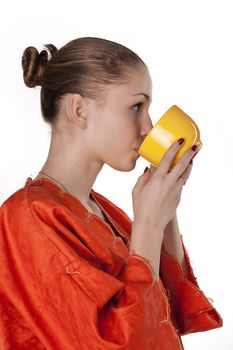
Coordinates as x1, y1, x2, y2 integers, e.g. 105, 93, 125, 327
133, 102, 143, 112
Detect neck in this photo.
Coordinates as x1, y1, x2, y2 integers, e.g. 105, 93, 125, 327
41, 127, 104, 203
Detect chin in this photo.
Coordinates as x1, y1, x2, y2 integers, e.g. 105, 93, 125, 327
110, 161, 136, 172
107, 151, 139, 171
126, 159, 138, 171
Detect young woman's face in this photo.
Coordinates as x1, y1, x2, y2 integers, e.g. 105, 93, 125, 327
87, 65, 153, 171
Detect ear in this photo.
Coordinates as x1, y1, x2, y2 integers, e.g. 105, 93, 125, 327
65, 93, 88, 128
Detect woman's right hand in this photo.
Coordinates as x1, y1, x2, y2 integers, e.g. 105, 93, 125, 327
132, 139, 201, 232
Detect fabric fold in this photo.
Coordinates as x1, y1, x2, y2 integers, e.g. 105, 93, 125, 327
0, 178, 223, 349
160, 235, 223, 335
0, 181, 184, 349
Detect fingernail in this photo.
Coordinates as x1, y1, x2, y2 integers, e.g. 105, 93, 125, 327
191, 145, 197, 152
177, 138, 184, 145
144, 167, 148, 173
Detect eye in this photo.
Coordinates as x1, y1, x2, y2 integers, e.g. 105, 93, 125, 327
132, 102, 143, 112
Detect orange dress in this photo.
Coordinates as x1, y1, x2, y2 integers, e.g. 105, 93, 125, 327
0, 177, 223, 350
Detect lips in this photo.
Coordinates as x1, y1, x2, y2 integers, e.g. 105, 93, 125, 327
134, 142, 143, 152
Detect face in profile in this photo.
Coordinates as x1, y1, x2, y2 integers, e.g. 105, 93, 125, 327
85, 65, 153, 171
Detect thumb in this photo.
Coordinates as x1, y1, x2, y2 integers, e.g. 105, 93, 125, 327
143, 166, 151, 176
134, 167, 151, 192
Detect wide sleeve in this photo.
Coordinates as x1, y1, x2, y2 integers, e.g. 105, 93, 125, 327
0, 192, 174, 350
159, 234, 223, 335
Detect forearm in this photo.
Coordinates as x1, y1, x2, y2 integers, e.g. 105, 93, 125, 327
130, 219, 164, 280
162, 214, 189, 279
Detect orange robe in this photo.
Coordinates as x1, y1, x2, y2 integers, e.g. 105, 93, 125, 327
0, 177, 223, 349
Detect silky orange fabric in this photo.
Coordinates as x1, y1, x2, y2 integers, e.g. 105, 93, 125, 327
0, 177, 223, 349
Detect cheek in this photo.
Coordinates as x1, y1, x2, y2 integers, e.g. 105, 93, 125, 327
113, 119, 137, 149
89, 110, 135, 151
87, 123, 116, 152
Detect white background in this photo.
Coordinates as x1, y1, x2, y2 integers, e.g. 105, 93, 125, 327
1, 0, 232, 348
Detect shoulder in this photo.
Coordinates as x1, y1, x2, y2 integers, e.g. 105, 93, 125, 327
0, 181, 53, 212
0, 182, 85, 262
0, 181, 68, 231
1, 187, 28, 218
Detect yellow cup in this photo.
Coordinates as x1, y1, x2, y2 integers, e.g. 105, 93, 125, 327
138, 105, 202, 170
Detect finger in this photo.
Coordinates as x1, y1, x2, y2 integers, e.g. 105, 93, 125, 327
171, 144, 201, 182
149, 164, 158, 175
156, 138, 186, 177
176, 163, 192, 189
181, 162, 193, 181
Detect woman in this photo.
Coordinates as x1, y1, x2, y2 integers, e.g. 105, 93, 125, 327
0, 37, 222, 349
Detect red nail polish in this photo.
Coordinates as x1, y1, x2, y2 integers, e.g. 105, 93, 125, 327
191, 145, 197, 152
178, 138, 184, 145
144, 167, 148, 173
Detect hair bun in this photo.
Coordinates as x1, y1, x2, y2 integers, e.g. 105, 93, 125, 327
22, 44, 57, 88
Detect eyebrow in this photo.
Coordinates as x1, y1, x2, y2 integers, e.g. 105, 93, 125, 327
131, 93, 152, 102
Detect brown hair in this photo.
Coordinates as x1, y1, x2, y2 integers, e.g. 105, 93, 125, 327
21, 37, 146, 124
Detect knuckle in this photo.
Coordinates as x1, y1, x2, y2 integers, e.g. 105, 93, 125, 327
154, 173, 164, 183
166, 144, 175, 156
161, 155, 171, 166
181, 150, 191, 163
171, 142, 179, 152
179, 157, 187, 166
162, 178, 171, 192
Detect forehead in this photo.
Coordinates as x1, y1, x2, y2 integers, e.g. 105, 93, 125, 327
125, 66, 152, 95
105, 66, 152, 102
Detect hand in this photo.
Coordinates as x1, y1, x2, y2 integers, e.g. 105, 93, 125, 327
148, 158, 193, 184
132, 139, 201, 233
148, 154, 194, 224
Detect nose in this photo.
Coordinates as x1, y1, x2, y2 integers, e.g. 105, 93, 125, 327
139, 116, 153, 143
148, 117, 153, 129
144, 114, 153, 131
